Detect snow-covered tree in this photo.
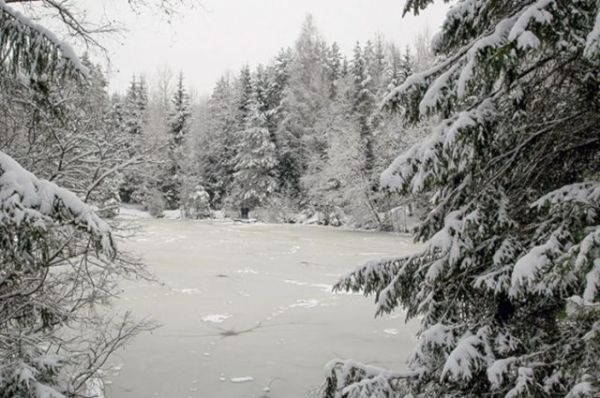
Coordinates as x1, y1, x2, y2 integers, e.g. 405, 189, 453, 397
198, 74, 238, 208
182, 184, 211, 219
385, 44, 413, 95
325, 1, 600, 397
0, 150, 151, 398
266, 48, 292, 135
351, 42, 377, 178
0, 1, 186, 395
235, 65, 254, 130
326, 42, 344, 98
0, 55, 142, 218
161, 72, 192, 209
228, 66, 278, 218
276, 14, 330, 198
229, 125, 278, 217
119, 75, 150, 203
301, 75, 370, 226
412, 27, 435, 73
123, 76, 148, 139
369, 35, 388, 95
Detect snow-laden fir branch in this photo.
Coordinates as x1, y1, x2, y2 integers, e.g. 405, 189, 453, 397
0, 0, 88, 77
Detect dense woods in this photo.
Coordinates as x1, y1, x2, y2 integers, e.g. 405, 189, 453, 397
106, 15, 430, 228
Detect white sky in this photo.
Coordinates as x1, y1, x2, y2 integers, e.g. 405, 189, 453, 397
84, 0, 450, 95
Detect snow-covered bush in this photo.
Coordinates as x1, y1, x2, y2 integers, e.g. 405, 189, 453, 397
183, 185, 211, 219
97, 174, 123, 218
99, 196, 121, 218
325, 1, 600, 397
147, 189, 166, 218
256, 193, 303, 223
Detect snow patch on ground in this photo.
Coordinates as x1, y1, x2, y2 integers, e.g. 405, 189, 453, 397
236, 268, 259, 274
312, 283, 333, 292
174, 288, 200, 295
384, 328, 400, 335
118, 205, 152, 219
284, 279, 306, 286
289, 299, 320, 309
230, 376, 254, 383
283, 279, 335, 293
163, 210, 183, 220
201, 314, 231, 323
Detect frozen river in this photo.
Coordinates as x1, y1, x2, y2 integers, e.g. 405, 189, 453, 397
108, 219, 420, 398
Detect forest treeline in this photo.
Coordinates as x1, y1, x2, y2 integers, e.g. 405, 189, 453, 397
107, 15, 431, 228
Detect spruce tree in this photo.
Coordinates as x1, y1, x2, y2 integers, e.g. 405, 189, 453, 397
199, 74, 237, 207
370, 35, 387, 93
123, 76, 146, 139
229, 68, 278, 218
118, 76, 148, 203
236, 65, 254, 130
163, 72, 192, 209
351, 42, 376, 177
229, 124, 278, 218
326, 42, 343, 99
326, 1, 600, 397
265, 49, 292, 165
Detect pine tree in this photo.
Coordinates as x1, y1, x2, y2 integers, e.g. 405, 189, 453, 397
229, 123, 278, 218
325, 1, 600, 397
228, 66, 278, 218
168, 73, 191, 148
236, 65, 254, 130
370, 35, 388, 93
254, 64, 280, 152
326, 42, 343, 99
264, 49, 292, 163
124, 76, 145, 138
119, 75, 149, 203
137, 76, 149, 118
351, 42, 376, 177
162, 72, 192, 209
199, 74, 237, 207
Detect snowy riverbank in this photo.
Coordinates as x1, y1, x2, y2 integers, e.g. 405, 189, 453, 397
116, 204, 418, 235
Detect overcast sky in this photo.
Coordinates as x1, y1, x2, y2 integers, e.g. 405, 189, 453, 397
86, 0, 450, 95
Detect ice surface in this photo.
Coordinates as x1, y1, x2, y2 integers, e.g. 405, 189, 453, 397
174, 288, 201, 295
109, 220, 420, 397
289, 299, 320, 309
